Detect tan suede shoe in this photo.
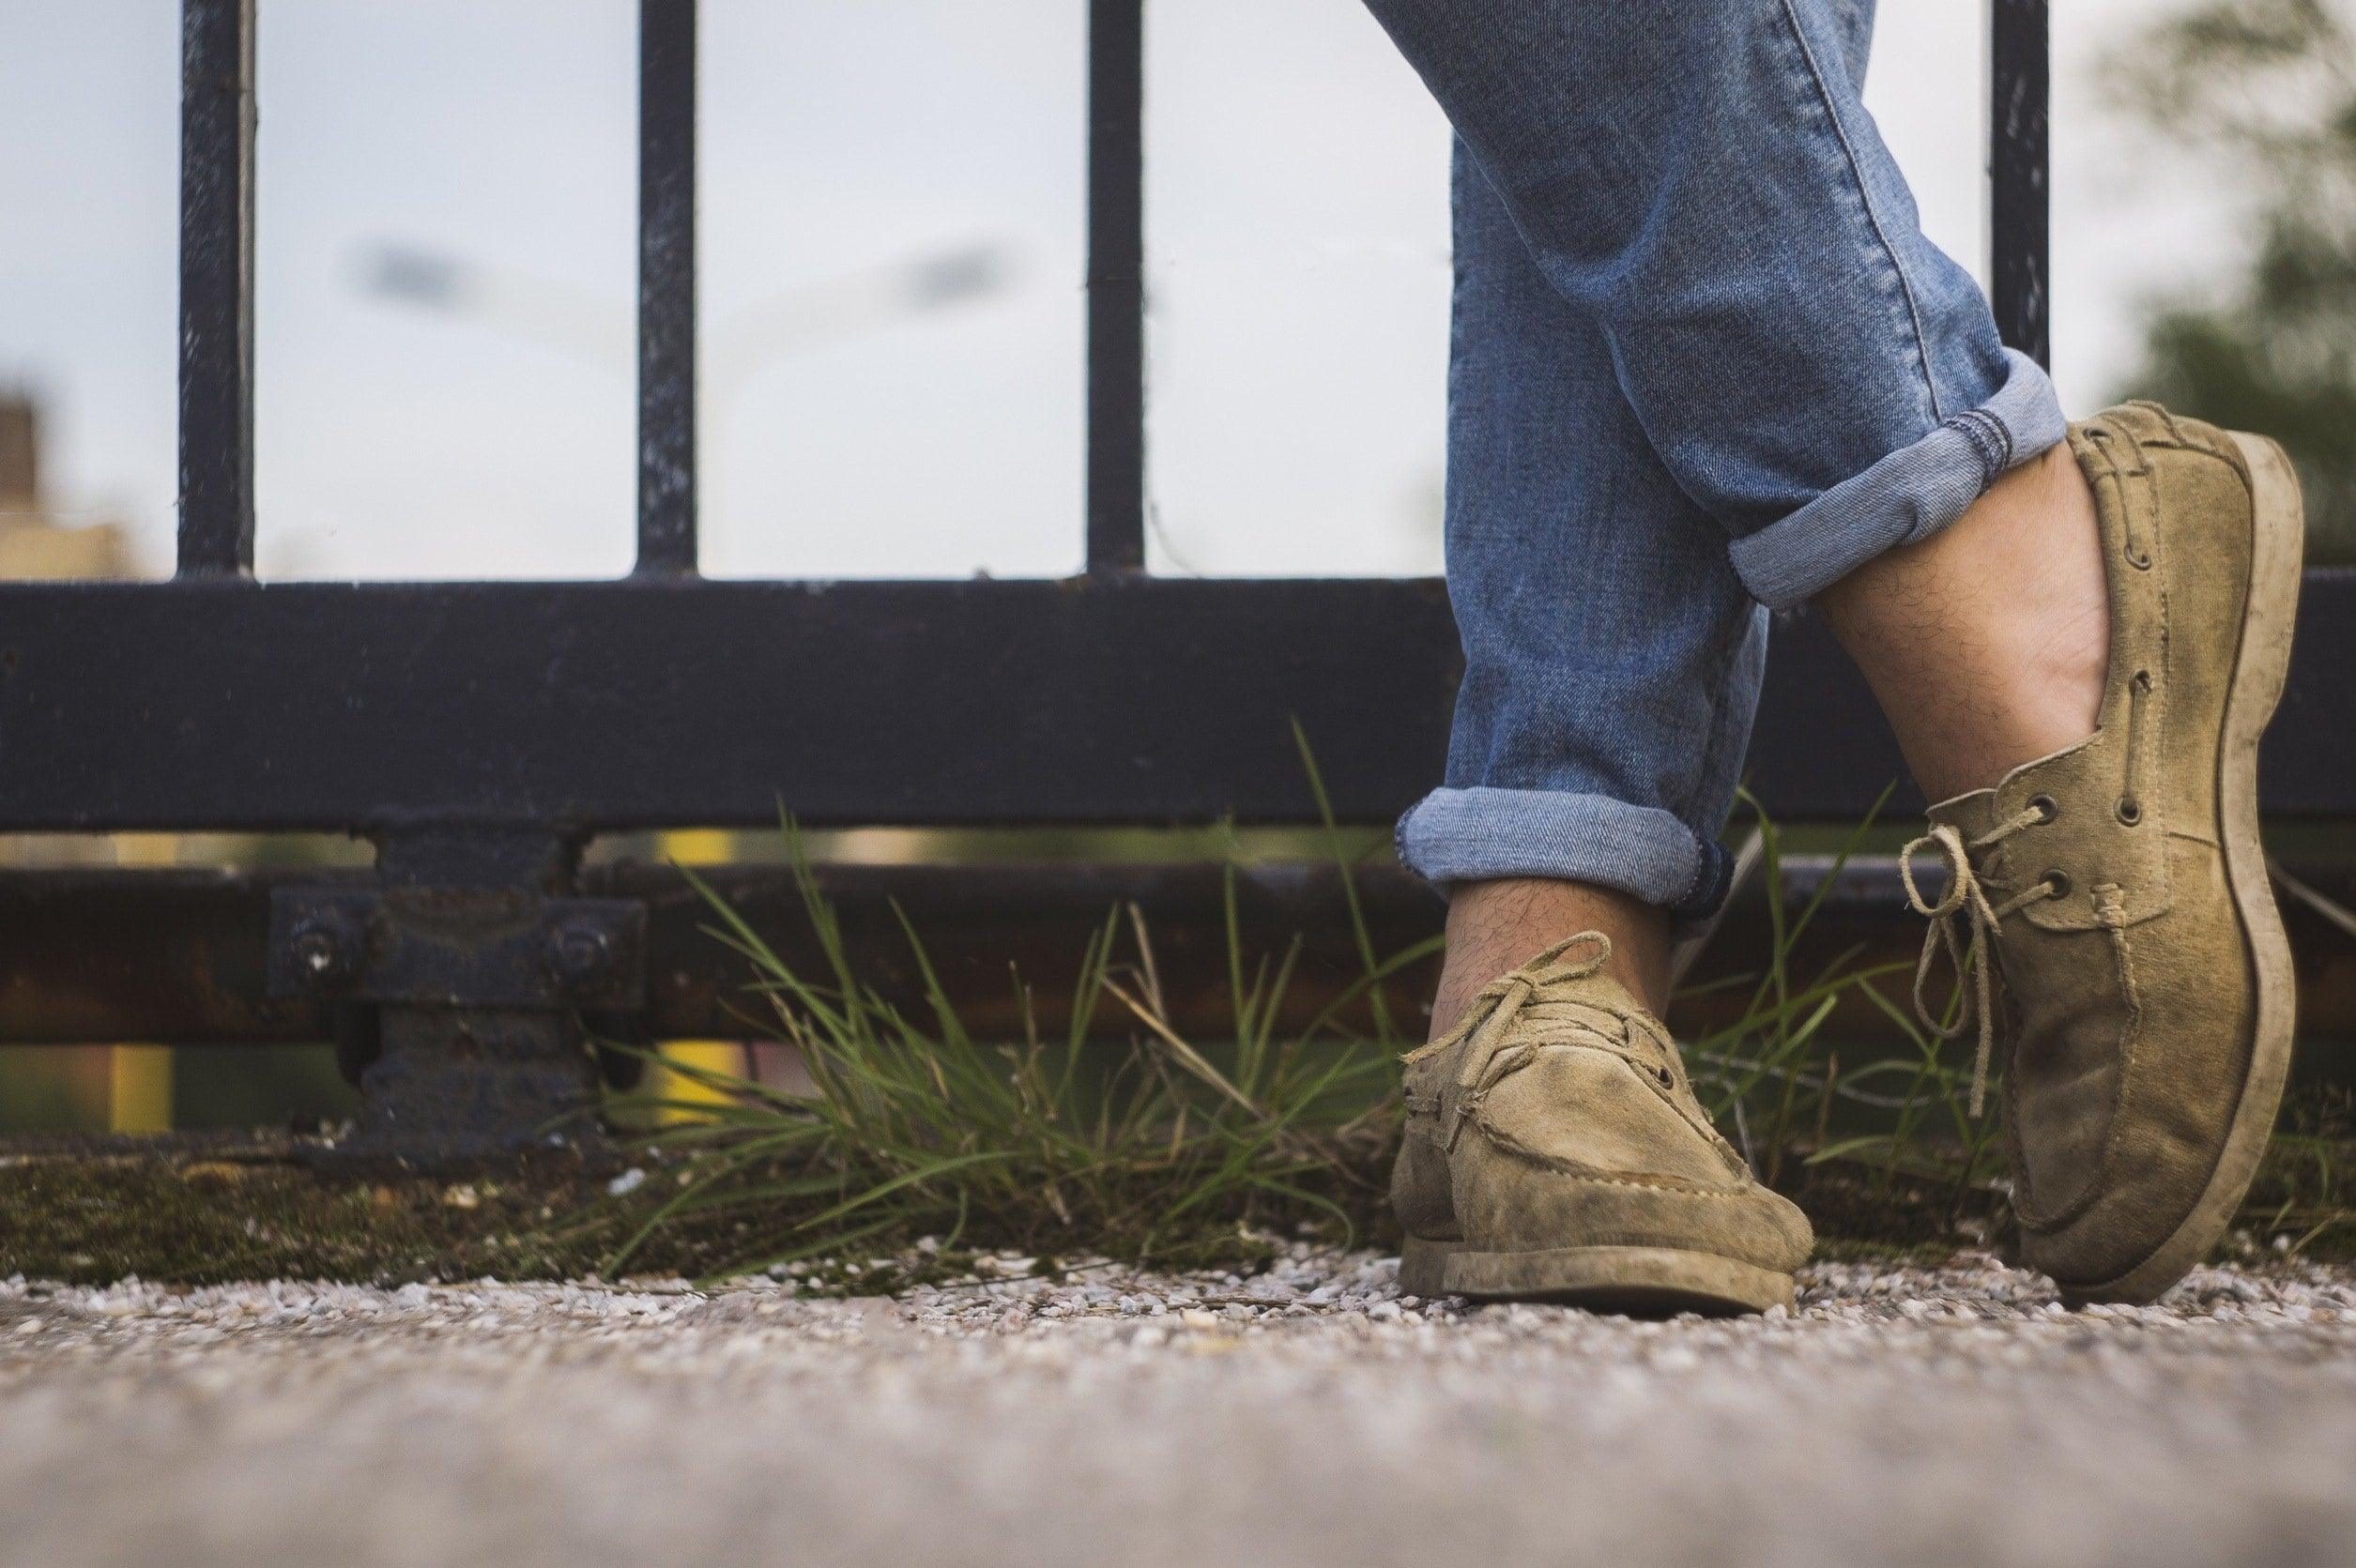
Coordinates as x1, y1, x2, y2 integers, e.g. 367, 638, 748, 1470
1906, 403, 2302, 1305
1393, 933, 1812, 1314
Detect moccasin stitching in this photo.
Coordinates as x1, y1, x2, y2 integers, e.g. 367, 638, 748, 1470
1454, 1035, 1752, 1187
2013, 883, 2149, 1233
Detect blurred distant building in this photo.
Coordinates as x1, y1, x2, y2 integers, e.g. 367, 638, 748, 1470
0, 391, 168, 1132
0, 391, 138, 872
0, 391, 131, 580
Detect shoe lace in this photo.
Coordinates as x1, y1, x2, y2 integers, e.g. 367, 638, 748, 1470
1472, 921, 1604, 1003
1900, 805, 2067, 1118
1417, 930, 1678, 1085
1406, 931, 1741, 1168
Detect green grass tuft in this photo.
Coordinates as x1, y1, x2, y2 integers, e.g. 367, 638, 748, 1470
584, 784, 2033, 1283
600, 779, 2355, 1280
563, 814, 1432, 1284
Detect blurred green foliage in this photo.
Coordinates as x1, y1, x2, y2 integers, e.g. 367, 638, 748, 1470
2111, 0, 2356, 561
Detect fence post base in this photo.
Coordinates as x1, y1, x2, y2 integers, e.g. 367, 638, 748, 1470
335, 1005, 608, 1170
265, 830, 641, 1173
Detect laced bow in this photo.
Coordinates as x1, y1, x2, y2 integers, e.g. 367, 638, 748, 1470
1428, 930, 1676, 1086
1461, 922, 1611, 1030
1405, 930, 1726, 1165
1481, 930, 1614, 1000
1899, 806, 2061, 1118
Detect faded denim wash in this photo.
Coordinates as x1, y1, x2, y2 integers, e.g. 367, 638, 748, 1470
1364, 0, 2070, 916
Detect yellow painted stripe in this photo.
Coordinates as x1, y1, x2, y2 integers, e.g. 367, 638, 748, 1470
109, 1046, 174, 1134
109, 833, 179, 1133
656, 831, 745, 1121
663, 829, 734, 865
656, 1041, 744, 1123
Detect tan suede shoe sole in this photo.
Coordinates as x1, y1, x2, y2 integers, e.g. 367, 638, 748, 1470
1400, 1236, 1795, 1316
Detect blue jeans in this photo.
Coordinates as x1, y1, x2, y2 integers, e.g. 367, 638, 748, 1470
1365, 0, 2070, 917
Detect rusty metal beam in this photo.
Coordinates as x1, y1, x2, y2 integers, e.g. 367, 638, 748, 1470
2, 859, 2352, 1048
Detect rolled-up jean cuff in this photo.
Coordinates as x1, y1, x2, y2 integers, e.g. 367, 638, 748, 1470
1728, 348, 2070, 610
1396, 786, 1736, 923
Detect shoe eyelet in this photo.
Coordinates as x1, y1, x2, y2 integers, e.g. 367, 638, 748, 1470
2028, 794, 2059, 824
2116, 799, 2142, 826
2043, 870, 2073, 900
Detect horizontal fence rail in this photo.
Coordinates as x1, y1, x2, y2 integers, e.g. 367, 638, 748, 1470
5, 857, 2354, 1049
3, 573, 2354, 831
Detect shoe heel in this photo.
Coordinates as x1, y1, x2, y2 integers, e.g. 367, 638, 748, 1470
1399, 1236, 1465, 1297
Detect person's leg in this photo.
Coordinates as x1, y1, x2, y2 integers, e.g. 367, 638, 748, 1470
1817, 444, 2104, 803
1358, 0, 2095, 795
1388, 143, 1811, 1315
1369, 0, 2302, 1309
1405, 141, 1767, 1029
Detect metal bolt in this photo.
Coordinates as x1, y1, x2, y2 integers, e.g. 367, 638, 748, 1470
288, 917, 359, 990
543, 921, 616, 993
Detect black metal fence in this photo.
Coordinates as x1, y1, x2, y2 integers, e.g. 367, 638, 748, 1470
0, 0, 2348, 1164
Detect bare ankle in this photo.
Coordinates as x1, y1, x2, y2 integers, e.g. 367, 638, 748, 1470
1430, 878, 1672, 1037
1818, 442, 2108, 802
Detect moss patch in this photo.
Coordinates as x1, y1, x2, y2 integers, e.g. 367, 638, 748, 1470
0, 1134, 776, 1286
5, 1117, 2348, 1286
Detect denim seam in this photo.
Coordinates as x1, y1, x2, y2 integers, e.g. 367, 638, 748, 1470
1775, 0, 1944, 424
1672, 606, 1754, 821
1668, 834, 1711, 913
1656, 610, 1748, 916
1670, 605, 1764, 915
1944, 406, 2012, 483
1950, 410, 1994, 477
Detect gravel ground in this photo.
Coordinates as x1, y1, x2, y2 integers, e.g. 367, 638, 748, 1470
5, 1251, 2355, 1568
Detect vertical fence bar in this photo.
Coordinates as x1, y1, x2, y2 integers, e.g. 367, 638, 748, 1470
177, 0, 257, 578
1990, 0, 2050, 370
1085, 0, 1146, 575
636, 0, 699, 574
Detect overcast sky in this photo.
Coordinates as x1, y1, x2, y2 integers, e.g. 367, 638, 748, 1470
2, 0, 2233, 582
